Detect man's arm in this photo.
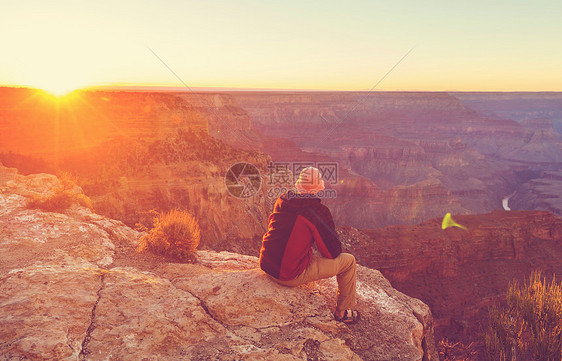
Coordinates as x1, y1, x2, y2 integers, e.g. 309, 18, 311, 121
303, 205, 342, 258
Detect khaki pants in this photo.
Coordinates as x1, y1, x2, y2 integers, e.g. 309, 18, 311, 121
272, 252, 357, 312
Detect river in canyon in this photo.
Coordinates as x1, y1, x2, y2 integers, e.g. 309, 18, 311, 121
502, 191, 517, 211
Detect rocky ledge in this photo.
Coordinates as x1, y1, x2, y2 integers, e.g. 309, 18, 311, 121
0, 163, 438, 360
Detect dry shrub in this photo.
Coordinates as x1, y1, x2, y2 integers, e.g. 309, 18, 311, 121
485, 271, 562, 361
138, 209, 200, 262
26, 173, 93, 213
439, 339, 479, 361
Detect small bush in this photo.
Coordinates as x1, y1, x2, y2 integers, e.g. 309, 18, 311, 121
484, 271, 562, 361
439, 338, 479, 360
138, 209, 200, 262
26, 174, 93, 213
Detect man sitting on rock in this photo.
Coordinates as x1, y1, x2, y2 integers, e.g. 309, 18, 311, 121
259, 166, 360, 324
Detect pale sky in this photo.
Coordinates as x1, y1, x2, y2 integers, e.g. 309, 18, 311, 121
1, 0, 561, 93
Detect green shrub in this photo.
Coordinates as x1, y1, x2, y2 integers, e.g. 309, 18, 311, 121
138, 209, 200, 262
485, 271, 562, 361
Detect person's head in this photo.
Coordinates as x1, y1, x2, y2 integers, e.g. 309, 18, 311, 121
295, 167, 325, 194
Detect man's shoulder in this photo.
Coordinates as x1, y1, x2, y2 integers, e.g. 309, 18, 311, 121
310, 200, 331, 212
301, 201, 332, 221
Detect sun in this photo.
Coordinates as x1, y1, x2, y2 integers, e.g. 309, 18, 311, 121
30, 70, 89, 97
39, 82, 82, 97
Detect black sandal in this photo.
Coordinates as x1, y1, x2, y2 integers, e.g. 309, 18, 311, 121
334, 309, 360, 324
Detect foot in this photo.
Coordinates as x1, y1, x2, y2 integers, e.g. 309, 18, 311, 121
334, 309, 360, 324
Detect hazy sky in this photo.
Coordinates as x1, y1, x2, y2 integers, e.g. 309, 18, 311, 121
1, 0, 560, 92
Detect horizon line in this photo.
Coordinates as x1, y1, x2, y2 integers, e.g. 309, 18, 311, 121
1, 84, 561, 94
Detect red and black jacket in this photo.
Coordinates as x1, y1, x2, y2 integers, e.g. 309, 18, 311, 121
259, 190, 342, 281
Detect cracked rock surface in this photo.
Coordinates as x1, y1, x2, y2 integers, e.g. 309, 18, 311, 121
0, 164, 438, 360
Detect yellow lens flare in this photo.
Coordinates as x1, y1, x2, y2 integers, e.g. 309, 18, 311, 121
441, 212, 467, 230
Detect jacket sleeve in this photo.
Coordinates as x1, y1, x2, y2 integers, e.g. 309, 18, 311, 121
306, 205, 342, 259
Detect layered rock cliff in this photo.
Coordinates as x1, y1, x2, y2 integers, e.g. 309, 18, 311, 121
0, 88, 273, 252
338, 210, 562, 348
0, 88, 208, 157
0, 163, 439, 361
324, 177, 469, 229
2, 87, 561, 250
510, 170, 562, 216
229, 91, 554, 226
453, 92, 562, 133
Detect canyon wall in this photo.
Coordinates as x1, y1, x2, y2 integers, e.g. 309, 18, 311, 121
0, 88, 273, 252
453, 92, 562, 132
2, 87, 561, 249
510, 170, 562, 216
338, 210, 562, 348
229, 91, 562, 227
0, 88, 208, 157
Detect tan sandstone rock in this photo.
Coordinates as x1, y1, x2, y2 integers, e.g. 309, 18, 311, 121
0, 164, 437, 360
